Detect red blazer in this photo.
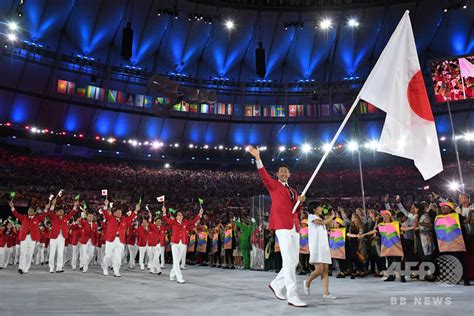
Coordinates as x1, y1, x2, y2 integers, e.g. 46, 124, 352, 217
137, 225, 150, 247
6, 229, 17, 247
69, 224, 82, 246
79, 219, 98, 245
126, 225, 137, 245
258, 165, 302, 230
102, 210, 136, 243
0, 228, 5, 247
48, 209, 77, 239
148, 224, 169, 247
12, 209, 48, 242
40, 229, 49, 244
162, 215, 201, 244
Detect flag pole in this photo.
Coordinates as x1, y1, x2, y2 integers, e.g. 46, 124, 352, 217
460, 75, 467, 100
357, 148, 366, 211
445, 95, 465, 194
292, 95, 361, 213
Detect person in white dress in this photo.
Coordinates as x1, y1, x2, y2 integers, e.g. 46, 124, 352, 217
303, 202, 336, 299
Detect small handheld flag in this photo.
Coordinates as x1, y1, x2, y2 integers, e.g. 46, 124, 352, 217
169, 208, 177, 214
109, 202, 114, 208
157, 195, 165, 203
138, 197, 142, 205
198, 198, 204, 206
101, 189, 108, 197
9, 192, 16, 199
74, 194, 80, 201
145, 205, 150, 211
57, 189, 64, 197
49, 194, 55, 201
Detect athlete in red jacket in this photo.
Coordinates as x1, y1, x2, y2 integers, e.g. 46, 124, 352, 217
100, 200, 139, 277
69, 221, 82, 270
78, 212, 98, 273
162, 206, 203, 283
126, 223, 138, 269
10, 200, 50, 274
247, 145, 307, 308
148, 216, 169, 274
137, 220, 150, 270
47, 200, 79, 273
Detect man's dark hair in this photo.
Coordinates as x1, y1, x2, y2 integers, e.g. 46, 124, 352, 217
307, 201, 321, 211
276, 164, 290, 172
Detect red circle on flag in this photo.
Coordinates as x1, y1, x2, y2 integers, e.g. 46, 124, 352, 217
407, 70, 434, 122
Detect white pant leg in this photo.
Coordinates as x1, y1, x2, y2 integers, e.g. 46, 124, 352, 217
128, 245, 138, 268
39, 243, 45, 264
4, 247, 13, 268
150, 246, 161, 273
170, 243, 186, 282
160, 246, 165, 267
272, 228, 300, 300
49, 238, 59, 271
147, 246, 154, 270
139, 246, 147, 269
55, 235, 65, 270
112, 238, 124, 276
79, 244, 85, 268
84, 241, 94, 272
71, 245, 79, 269
14, 244, 20, 264
19, 235, 36, 273
180, 248, 187, 268
102, 241, 114, 272
0, 247, 5, 268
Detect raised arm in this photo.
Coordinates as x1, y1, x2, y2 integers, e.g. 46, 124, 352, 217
188, 208, 204, 227
247, 145, 276, 191
65, 201, 79, 221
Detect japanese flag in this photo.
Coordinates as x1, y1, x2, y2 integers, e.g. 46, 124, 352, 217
157, 195, 165, 203
101, 189, 108, 196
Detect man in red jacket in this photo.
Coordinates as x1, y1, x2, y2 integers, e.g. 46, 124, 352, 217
137, 218, 151, 270
10, 201, 50, 274
69, 219, 82, 270
248, 146, 307, 308
126, 222, 138, 269
0, 222, 16, 269
162, 205, 203, 284
47, 199, 79, 273
101, 200, 138, 277
78, 212, 98, 273
148, 216, 169, 275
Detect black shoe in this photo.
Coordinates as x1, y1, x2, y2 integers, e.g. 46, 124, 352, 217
464, 280, 471, 286
400, 276, 406, 283
157, 272, 162, 276
384, 275, 396, 282
18, 269, 23, 275
80, 267, 83, 271
223, 266, 229, 269
336, 273, 345, 279
350, 274, 355, 279
56, 270, 64, 273
230, 266, 235, 270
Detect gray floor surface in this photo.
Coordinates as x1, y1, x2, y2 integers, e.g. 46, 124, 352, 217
0, 264, 472, 315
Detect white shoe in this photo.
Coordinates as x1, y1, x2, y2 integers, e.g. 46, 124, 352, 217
170, 277, 176, 282
102, 269, 109, 276
177, 280, 186, 284
181, 266, 186, 270
287, 296, 307, 308
303, 280, 310, 296
268, 283, 286, 300
323, 294, 337, 300
114, 274, 122, 278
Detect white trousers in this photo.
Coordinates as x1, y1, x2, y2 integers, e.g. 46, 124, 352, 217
102, 237, 124, 276
181, 248, 187, 268
19, 235, 36, 273
97, 246, 104, 265
34, 243, 45, 265
3, 246, 14, 268
71, 245, 79, 269
0, 247, 5, 268
271, 228, 300, 300
80, 240, 95, 272
49, 235, 65, 271
128, 245, 138, 268
138, 246, 150, 269
14, 244, 20, 264
159, 246, 165, 268
170, 242, 187, 282
149, 245, 162, 273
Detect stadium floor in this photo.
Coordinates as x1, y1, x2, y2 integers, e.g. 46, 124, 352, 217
0, 265, 472, 315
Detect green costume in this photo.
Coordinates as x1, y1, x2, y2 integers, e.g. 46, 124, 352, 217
235, 219, 256, 269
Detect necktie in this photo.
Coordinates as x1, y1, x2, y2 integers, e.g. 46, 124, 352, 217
285, 184, 295, 202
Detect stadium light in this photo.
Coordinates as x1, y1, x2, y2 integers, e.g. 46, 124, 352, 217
203, 144, 209, 149
189, 144, 194, 148
6, 33, 17, 42
301, 143, 312, 153
164, 163, 170, 169
348, 18, 359, 28
347, 141, 359, 152
218, 145, 224, 150
174, 143, 179, 148
448, 181, 460, 191
364, 140, 378, 150
225, 20, 235, 30
320, 18, 332, 30
322, 143, 332, 152
278, 145, 286, 152
7, 21, 19, 31
259, 146, 267, 151
464, 132, 474, 141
